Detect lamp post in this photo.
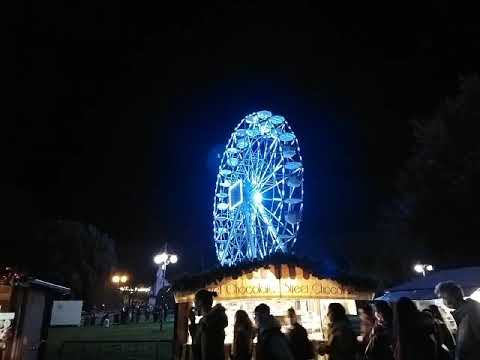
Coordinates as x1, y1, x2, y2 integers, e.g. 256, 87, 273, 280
111, 273, 130, 305
111, 274, 129, 286
153, 251, 178, 297
413, 263, 434, 277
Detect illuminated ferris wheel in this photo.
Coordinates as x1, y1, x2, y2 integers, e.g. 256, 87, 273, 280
213, 111, 304, 266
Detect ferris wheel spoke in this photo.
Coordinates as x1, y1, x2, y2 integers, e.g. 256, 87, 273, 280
259, 206, 283, 230
222, 211, 241, 261
260, 178, 284, 194
280, 224, 295, 237
273, 200, 283, 219
256, 205, 280, 248
261, 197, 283, 202
258, 139, 278, 181
254, 215, 267, 257
261, 164, 282, 187
253, 142, 262, 178
259, 153, 282, 187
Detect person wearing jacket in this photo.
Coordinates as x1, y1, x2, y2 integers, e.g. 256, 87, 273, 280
286, 308, 313, 360
254, 303, 294, 360
189, 289, 228, 360
392, 297, 436, 360
231, 309, 254, 360
435, 281, 480, 360
358, 304, 376, 355
319, 303, 357, 360
364, 301, 394, 360
428, 304, 456, 355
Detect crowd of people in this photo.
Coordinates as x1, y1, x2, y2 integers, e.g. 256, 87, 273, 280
119, 302, 168, 325
188, 281, 480, 360
83, 302, 168, 328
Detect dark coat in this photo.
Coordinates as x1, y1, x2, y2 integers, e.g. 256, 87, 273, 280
255, 315, 294, 360
191, 304, 228, 360
287, 323, 313, 360
364, 324, 394, 360
452, 299, 480, 360
325, 320, 357, 360
393, 331, 436, 360
231, 324, 254, 360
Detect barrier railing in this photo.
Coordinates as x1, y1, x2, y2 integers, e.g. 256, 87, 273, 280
58, 339, 173, 360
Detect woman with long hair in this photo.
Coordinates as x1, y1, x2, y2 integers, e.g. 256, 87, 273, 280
358, 304, 376, 354
393, 297, 436, 360
231, 309, 254, 360
364, 300, 394, 360
319, 303, 357, 360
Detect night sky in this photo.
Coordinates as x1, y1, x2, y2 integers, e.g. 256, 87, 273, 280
5, 1, 480, 282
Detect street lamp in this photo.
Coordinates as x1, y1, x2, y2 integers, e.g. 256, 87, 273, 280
111, 273, 131, 306
112, 273, 129, 286
169, 254, 178, 264
153, 252, 178, 269
413, 263, 434, 277
154, 253, 169, 266
153, 251, 178, 297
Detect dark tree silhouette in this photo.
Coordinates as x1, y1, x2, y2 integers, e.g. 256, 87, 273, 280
381, 75, 480, 280
33, 220, 117, 306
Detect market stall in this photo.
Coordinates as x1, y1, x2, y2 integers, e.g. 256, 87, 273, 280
0, 268, 71, 360
172, 259, 375, 359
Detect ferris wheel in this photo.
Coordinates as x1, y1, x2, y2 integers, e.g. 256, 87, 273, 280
213, 111, 304, 266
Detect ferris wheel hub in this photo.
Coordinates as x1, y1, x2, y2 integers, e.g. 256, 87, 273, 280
253, 191, 263, 205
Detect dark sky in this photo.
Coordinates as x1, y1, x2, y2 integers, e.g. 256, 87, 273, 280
4, 1, 480, 282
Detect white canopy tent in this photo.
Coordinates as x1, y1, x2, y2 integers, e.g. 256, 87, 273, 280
376, 267, 480, 334
377, 266, 480, 302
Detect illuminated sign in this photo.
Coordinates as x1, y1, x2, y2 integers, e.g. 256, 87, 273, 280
175, 265, 373, 302
119, 287, 151, 293
214, 278, 354, 299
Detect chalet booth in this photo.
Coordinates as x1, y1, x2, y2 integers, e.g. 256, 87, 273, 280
172, 260, 375, 360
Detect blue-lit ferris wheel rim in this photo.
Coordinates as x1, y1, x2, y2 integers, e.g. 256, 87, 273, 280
213, 111, 304, 266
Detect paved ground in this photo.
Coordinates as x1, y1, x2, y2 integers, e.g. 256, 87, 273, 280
46, 321, 174, 360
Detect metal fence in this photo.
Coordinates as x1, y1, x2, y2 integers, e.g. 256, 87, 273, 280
58, 340, 173, 360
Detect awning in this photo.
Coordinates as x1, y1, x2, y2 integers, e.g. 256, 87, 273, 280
376, 266, 480, 301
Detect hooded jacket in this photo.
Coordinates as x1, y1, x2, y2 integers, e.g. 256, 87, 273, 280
191, 304, 228, 360
256, 315, 294, 360
452, 299, 480, 360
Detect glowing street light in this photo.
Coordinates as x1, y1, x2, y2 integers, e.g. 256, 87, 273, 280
154, 252, 169, 265
413, 263, 434, 277
153, 249, 178, 297
112, 273, 129, 285
153, 251, 178, 268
